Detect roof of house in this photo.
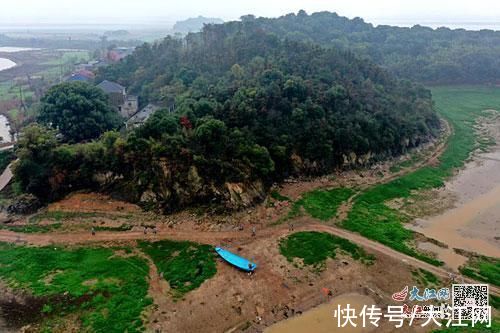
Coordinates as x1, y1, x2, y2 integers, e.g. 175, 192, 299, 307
75, 69, 96, 78
67, 73, 92, 82
97, 80, 125, 94
128, 104, 160, 124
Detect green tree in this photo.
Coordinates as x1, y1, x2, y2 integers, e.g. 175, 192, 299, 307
13, 124, 58, 200
38, 82, 121, 143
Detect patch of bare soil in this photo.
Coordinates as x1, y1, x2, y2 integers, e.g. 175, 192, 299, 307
0, 282, 46, 331
143, 227, 444, 333
389, 189, 458, 219
48, 192, 141, 214
0, 279, 98, 333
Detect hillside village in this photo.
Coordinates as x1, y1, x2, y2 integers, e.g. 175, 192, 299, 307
65, 52, 161, 128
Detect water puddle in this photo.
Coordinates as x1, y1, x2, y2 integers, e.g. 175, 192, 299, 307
265, 293, 375, 333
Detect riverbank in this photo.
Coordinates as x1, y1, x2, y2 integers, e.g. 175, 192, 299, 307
411, 111, 500, 270
265, 293, 377, 333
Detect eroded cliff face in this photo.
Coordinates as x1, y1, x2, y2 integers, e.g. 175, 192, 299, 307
126, 161, 267, 213
111, 139, 438, 213
94, 130, 432, 213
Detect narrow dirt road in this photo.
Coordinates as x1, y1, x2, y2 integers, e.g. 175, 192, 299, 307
0, 163, 13, 192
1, 217, 498, 296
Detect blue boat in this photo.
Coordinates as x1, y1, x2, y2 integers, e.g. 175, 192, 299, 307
215, 247, 258, 272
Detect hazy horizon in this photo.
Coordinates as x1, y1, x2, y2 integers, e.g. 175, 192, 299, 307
1, 0, 500, 31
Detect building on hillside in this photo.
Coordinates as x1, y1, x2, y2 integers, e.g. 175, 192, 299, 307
97, 80, 138, 118
121, 95, 139, 118
97, 80, 125, 105
126, 103, 160, 128
75, 60, 104, 71
107, 47, 135, 62
67, 73, 92, 83
66, 69, 96, 83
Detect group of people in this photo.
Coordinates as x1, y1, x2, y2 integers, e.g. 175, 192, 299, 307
90, 222, 294, 237
90, 226, 158, 235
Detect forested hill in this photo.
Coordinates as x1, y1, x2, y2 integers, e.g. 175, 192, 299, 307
90, 23, 438, 210
217, 11, 500, 84
173, 16, 224, 33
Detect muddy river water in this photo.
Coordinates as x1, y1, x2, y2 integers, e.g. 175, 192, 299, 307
411, 145, 500, 270
265, 294, 376, 333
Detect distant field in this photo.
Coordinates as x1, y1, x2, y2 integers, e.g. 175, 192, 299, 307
0, 49, 91, 129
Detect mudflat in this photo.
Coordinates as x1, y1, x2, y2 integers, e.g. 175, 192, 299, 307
412, 116, 500, 270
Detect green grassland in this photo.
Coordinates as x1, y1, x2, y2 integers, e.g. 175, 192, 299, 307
279, 231, 375, 270
0, 243, 151, 332
0, 239, 219, 330
459, 255, 500, 286
288, 188, 354, 221
411, 268, 440, 287
138, 240, 217, 297
41, 50, 91, 66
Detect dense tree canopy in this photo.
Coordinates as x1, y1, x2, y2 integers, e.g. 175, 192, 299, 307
38, 82, 122, 143
224, 12, 500, 84
17, 18, 440, 211
98, 11, 500, 86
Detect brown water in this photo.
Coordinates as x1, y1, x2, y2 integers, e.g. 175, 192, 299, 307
265, 294, 376, 333
412, 149, 500, 270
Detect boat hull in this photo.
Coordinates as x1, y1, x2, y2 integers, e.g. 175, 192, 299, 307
215, 247, 257, 272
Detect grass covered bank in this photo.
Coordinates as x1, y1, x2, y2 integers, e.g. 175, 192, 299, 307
0, 243, 151, 332
279, 231, 374, 270
288, 188, 354, 221
341, 86, 500, 265
139, 240, 217, 297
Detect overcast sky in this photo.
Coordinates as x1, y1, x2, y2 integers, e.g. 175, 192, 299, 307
2, 0, 500, 26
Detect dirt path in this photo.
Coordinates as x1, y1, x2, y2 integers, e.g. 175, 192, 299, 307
0, 162, 13, 192
335, 119, 451, 222
1, 216, 497, 296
